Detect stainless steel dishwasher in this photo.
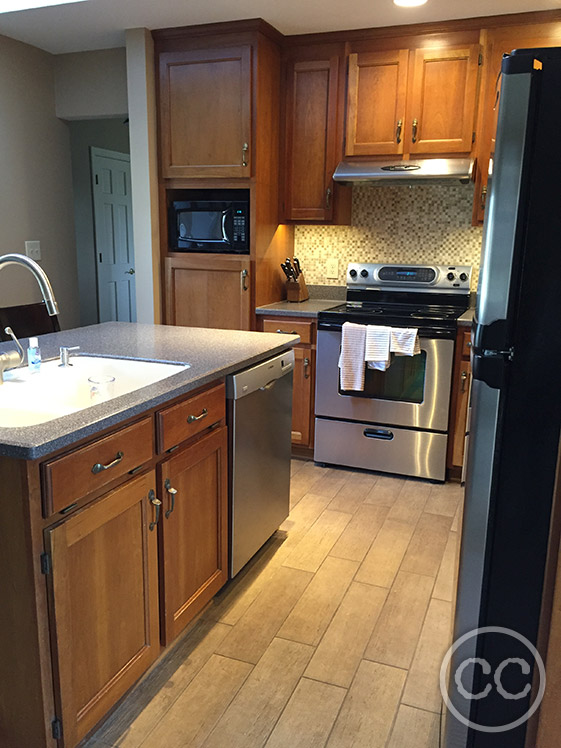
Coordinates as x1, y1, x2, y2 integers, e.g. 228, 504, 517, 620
226, 348, 294, 577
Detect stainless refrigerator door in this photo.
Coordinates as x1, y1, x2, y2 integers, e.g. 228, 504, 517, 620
476, 70, 533, 332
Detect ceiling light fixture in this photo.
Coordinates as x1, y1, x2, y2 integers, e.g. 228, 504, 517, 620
0, 0, 88, 13
393, 0, 428, 7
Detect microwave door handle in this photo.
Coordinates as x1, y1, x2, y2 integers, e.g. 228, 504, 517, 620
222, 211, 231, 245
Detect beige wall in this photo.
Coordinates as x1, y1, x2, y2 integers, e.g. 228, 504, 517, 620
54, 47, 128, 120
0, 33, 79, 330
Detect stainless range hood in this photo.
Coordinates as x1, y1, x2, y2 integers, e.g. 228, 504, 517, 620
333, 158, 473, 185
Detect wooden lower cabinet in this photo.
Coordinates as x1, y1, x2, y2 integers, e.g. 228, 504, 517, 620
165, 254, 251, 330
45, 471, 160, 747
292, 347, 314, 447
447, 328, 472, 477
158, 426, 229, 645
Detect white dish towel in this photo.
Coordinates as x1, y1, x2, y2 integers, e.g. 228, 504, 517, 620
390, 327, 420, 356
365, 325, 391, 371
338, 322, 367, 391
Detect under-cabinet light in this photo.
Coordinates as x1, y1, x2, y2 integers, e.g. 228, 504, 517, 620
393, 0, 428, 7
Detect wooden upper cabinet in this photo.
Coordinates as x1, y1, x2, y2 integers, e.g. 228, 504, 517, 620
165, 255, 251, 330
345, 49, 409, 156
407, 45, 480, 155
284, 57, 340, 221
46, 472, 160, 746
159, 46, 252, 178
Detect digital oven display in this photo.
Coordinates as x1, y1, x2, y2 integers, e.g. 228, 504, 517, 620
379, 267, 436, 283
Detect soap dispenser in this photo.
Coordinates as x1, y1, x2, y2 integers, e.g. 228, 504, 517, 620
27, 336, 41, 373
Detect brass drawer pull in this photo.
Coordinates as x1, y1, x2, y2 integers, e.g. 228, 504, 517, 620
149, 489, 161, 531
164, 478, 178, 519
325, 187, 332, 209
276, 329, 298, 335
304, 356, 310, 379
241, 269, 249, 291
396, 118, 402, 144
91, 451, 124, 475
187, 408, 208, 424
461, 370, 468, 392
242, 142, 249, 167
412, 118, 418, 144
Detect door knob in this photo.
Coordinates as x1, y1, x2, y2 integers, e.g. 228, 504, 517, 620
126, 268, 135, 275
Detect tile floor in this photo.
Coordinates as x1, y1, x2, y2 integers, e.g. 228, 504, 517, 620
86, 460, 464, 748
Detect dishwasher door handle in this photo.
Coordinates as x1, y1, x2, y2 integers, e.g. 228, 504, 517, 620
260, 379, 277, 391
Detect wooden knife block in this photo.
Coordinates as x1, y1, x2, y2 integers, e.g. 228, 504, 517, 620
286, 273, 309, 302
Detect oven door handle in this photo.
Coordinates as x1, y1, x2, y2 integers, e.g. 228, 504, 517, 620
318, 322, 343, 331
363, 428, 394, 441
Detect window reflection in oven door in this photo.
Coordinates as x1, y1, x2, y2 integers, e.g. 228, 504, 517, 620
315, 328, 455, 432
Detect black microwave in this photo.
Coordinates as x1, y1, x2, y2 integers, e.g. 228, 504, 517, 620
168, 189, 250, 254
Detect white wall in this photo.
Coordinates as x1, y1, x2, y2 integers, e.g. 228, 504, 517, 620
54, 48, 128, 120
125, 28, 161, 324
0, 33, 80, 330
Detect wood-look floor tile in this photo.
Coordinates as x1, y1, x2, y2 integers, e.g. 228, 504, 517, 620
386, 704, 440, 748
451, 499, 463, 533
400, 513, 453, 578
94, 619, 232, 748
265, 678, 346, 748
433, 531, 460, 602
327, 660, 406, 748
203, 638, 314, 748
282, 510, 353, 573
364, 571, 434, 670
355, 518, 415, 588
327, 472, 378, 514
278, 557, 358, 646
290, 462, 331, 507
402, 598, 453, 713
291, 459, 308, 477
329, 504, 390, 563
141, 655, 252, 748
386, 479, 432, 524
215, 566, 313, 664
279, 492, 334, 550
308, 470, 348, 500
304, 582, 387, 689
363, 475, 405, 507
424, 482, 463, 518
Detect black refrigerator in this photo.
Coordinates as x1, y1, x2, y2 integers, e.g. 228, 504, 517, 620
445, 48, 561, 747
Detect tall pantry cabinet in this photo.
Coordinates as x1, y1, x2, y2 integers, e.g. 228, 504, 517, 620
155, 21, 293, 331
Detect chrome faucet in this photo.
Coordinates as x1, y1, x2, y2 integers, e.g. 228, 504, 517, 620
0, 254, 59, 316
0, 327, 24, 383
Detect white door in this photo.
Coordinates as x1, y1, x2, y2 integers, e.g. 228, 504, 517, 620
91, 147, 136, 322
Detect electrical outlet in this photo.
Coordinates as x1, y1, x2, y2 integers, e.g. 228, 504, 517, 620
25, 241, 41, 261
326, 258, 339, 279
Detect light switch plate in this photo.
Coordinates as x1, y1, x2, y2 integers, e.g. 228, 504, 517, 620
326, 258, 339, 279
25, 241, 41, 261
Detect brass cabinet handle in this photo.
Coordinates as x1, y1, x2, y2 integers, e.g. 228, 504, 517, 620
148, 489, 161, 531
461, 370, 468, 392
396, 118, 403, 144
164, 478, 178, 519
187, 408, 208, 424
325, 187, 332, 209
481, 185, 488, 211
276, 329, 297, 335
304, 356, 310, 379
241, 268, 249, 291
412, 118, 418, 144
91, 451, 124, 475
242, 142, 249, 167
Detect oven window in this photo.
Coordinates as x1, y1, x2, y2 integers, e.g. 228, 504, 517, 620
339, 351, 427, 403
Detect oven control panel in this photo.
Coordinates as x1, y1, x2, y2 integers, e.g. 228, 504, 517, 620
347, 263, 472, 292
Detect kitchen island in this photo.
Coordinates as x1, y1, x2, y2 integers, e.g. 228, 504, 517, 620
0, 321, 298, 748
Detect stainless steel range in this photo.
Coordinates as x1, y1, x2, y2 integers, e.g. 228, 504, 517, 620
314, 263, 472, 481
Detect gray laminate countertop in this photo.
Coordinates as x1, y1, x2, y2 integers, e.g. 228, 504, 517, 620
255, 299, 342, 318
0, 322, 298, 459
457, 308, 474, 327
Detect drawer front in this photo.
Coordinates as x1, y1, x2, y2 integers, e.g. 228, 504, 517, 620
461, 330, 472, 357
261, 318, 313, 344
42, 417, 154, 516
157, 383, 226, 453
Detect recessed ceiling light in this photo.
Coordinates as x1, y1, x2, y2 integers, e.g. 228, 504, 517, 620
394, 0, 428, 7
0, 0, 88, 13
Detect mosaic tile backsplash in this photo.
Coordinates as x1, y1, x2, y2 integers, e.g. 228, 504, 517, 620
294, 183, 483, 289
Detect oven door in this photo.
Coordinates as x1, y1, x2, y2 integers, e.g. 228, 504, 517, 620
315, 327, 454, 432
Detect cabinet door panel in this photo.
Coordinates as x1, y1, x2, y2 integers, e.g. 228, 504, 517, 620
165, 255, 251, 330
285, 57, 339, 221
451, 359, 472, 469
408, 45, 480, 154
159, 46, 251, 178
46, 471, 159, 747
346, 50, 409, 156
159, 426, 228, 644
291, 347, 313, 447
